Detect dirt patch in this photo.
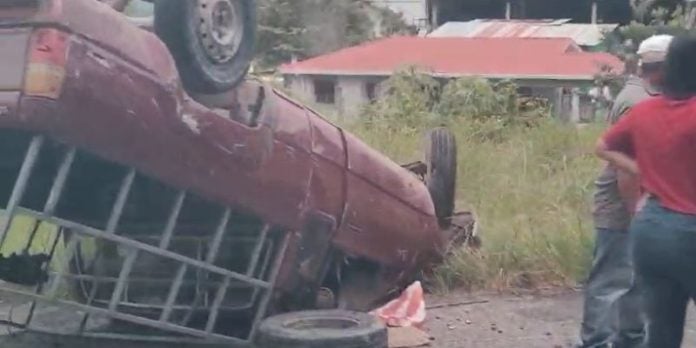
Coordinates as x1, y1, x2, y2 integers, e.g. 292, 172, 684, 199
425, 289, 696, 348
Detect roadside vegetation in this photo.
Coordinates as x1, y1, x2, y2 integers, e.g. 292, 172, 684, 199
340, 69, 604, 291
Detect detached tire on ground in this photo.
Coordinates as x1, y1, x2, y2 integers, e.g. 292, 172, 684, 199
153, 0, 256, 94
425, 127, 457, 227
256, 310, 388, 348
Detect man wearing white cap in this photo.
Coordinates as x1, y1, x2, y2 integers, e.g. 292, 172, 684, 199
577, 34, 672, 348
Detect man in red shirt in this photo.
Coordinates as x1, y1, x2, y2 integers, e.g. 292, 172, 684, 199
596, 34, 696, 348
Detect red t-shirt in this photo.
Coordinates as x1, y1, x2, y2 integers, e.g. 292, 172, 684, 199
602, 96, 696, 215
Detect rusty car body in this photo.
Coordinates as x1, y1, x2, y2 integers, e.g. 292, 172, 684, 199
0, 0, 471, 346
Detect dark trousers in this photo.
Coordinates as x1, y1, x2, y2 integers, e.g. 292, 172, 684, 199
631, 198, 696, 348
579, 228, 645, 348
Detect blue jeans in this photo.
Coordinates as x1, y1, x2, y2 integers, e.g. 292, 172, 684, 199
579, 228, 645, 348
631, 198, 696, 348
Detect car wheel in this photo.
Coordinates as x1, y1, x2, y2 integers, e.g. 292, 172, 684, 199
425, 127, 457, 227
256, 310, 388, 348
153, 0, 256, 94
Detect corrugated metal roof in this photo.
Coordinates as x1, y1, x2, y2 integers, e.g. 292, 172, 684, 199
280, 36, 623, 81
428, 19, 619, 47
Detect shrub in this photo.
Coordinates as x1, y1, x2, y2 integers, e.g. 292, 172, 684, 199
340, 68, 600, 291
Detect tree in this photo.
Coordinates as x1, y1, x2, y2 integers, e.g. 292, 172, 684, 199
256, 0, 307, 67
630, 0, 696, 27
256, 0, 410, 69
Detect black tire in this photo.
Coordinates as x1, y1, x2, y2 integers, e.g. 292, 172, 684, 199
425, 127, 457, 227
153, 0, 256, 94
256, 310, 387, 348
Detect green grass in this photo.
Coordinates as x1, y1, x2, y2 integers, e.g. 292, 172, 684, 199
344, 119, 604, 291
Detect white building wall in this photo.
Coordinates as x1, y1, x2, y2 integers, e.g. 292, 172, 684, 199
285, 74, 593, 121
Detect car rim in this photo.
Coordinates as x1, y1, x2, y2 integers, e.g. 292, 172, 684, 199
197, 0, 244, 64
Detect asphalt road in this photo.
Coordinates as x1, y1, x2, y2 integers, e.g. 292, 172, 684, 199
425, 289, 696, 348
1, 289, 695, 348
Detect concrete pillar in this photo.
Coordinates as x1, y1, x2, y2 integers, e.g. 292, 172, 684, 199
571, 89, 581, 123
505, 2, 512, 20
553, 87, 563, 118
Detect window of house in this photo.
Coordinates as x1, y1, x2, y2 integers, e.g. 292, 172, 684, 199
313, 79, 336, 104
517, 86, 533, 96
365, 82, 378, 102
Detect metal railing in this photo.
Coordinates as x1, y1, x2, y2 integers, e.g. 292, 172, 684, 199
0, 133, 288, 345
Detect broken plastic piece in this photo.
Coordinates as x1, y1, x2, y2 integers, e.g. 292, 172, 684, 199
372, 281, 426, 329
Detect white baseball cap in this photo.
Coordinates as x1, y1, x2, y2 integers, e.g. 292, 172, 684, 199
637, 34, 674, 63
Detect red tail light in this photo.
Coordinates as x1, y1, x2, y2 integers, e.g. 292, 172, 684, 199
23, 28, 70, 99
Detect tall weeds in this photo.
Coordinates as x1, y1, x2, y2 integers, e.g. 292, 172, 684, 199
344, 68, 604, 291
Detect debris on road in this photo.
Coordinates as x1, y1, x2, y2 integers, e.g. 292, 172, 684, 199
427, 299, 490, 310
372, 281, 426, 328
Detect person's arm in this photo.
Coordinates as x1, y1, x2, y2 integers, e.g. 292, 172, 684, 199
595, 138, 639, 176
595, 109, 641, 208
616, 168, 643, 215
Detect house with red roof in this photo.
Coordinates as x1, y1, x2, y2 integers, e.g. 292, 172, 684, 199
279, 36, 623, 120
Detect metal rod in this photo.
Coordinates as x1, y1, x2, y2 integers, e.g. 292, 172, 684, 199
245, 224, 270, 277
22, 219, 41, 252
14, 208, 270, 288
46, 273, 254, 289
108, 248, 139, 311
160, 264, 188, 322
0, 286, 243, 344
106, 168, 136, 234
159, 191, 186, 250
78, 254, 104, 334
249, 233, 290, 339
43, 147, 76, 215
240, 239, 274, 311
181, 240, 207, 326
46, 236, 79, 297
205, 209, 231, 263
24, 227, 65, 326
0, 135, 44, 246
205, 276, 231, 334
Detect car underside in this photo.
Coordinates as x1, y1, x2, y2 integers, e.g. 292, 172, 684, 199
0, 0, 476, 346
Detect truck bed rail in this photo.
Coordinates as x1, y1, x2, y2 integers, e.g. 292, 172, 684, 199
0, 132, 288, 345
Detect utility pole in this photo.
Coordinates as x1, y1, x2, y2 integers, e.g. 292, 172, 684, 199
591, 1, 598, 24
687, 0, 696, 29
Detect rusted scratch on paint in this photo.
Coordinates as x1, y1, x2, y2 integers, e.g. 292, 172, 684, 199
181, 113, 200, 134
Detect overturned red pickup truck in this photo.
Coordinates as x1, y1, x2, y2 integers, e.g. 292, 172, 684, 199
0, 0, 474, 346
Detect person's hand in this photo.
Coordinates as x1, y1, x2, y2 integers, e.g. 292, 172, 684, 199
635, 193, 649, 214
596, 139, 640, 176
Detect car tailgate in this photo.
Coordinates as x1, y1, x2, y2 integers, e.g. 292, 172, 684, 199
0, 28, 30, 90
